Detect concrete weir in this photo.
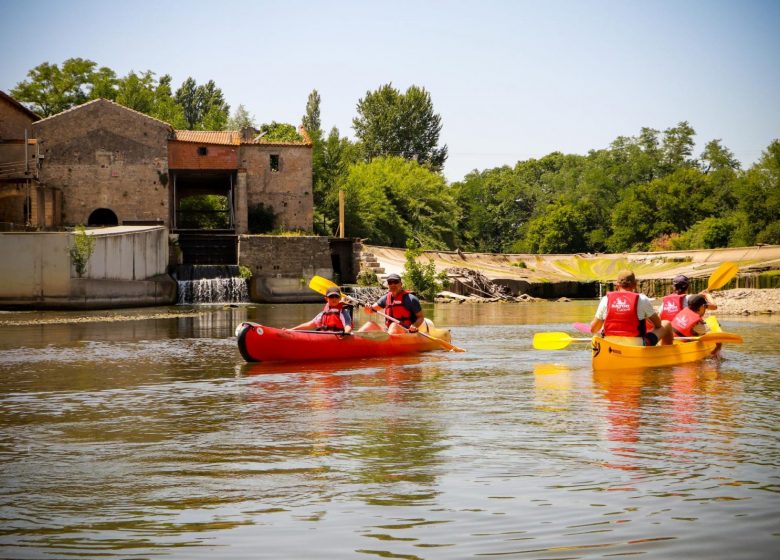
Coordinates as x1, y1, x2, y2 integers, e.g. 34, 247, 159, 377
0, 225, 176, 309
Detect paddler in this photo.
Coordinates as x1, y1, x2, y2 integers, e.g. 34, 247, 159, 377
658, 274, 718, 321
670, 294, 710, 338
362, 273, 427, 334
291, 286, 353, 333
590, 269, 673, 346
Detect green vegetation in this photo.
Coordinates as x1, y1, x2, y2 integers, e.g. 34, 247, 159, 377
248, 203, 276, 234
69, 225, 95, 277
12, 59, 778, 249
178, 195, 230, 229
402, 240, 448, 301
238, 265, 252, 280
356, 270, 379, 286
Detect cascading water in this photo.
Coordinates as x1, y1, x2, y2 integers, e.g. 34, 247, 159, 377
173, 265, 249, 304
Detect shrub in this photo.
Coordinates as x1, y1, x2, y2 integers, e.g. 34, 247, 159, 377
69, 225, 95, 277
356, 269, 378, 286
402, 239, 447, 301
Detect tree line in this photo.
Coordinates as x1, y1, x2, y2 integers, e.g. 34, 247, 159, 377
11, 58, 780, 251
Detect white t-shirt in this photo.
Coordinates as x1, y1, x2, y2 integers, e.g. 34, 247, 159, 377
595, 293, 657, 321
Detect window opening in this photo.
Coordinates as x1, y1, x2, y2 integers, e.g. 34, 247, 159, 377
270, 154, 280, 172
197, 146, 208, 156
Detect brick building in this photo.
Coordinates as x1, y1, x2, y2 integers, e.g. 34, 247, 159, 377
2, 96, 313, 235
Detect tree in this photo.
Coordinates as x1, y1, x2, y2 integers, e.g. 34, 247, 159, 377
175, 77, 230, 130
150, 75, 187, 128
115, 70, 156, 114
661, 121, 697, 172
353, 83, 447, 171
11, 58, 98, 116
313, 127, 359, 235
257, 122, 303, 142
342, 156, 458, 248
700, 139, 740, 173
227, 104, 256, 130
302, 89, 321, 134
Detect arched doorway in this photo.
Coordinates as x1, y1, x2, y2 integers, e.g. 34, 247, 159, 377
88, 208, 118, 226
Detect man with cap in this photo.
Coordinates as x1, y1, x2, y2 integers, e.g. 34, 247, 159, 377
659, 274, 718, 321
670, 294, 711, 338
590, 269, 673, 346
291, 286, 353, 333
364, 273, 426, 334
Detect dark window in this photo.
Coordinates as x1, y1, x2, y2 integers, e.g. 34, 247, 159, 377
270, 154, 280, 172
197, 146, 208, 156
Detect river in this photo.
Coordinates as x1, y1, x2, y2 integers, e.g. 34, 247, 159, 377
1, 301, 778, 559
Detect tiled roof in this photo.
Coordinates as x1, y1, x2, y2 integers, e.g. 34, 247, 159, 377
173, 130, 241, 145
174, 128, 312, 147
33, 98, 174, 130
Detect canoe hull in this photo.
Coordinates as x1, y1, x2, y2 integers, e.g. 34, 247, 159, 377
237, 322, 451, 363
591, 337, 717, 371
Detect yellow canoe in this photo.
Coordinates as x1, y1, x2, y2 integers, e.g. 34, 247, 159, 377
591, 317, 742, 370
591, 336, 720, 371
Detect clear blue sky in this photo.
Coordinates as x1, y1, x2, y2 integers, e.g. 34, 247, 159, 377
1, 0, 778, 182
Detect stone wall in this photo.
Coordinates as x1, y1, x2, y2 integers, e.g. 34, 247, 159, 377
33, 99, 172, 226
239, 235, 332, 302
240, 144, 313, 231
0, 94, 37, 140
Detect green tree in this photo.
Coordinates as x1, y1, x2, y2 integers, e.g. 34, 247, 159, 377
661, 121, 697, 172
732, 140, 780, 245
342, 156, 457, 248
11, 58, 98, 116
257, 122, 303, 142
313, 127, 359, 235
175, 77, 230, 130
302, 89, 321, 134
519, 201, 592, 254
227, 104, 256, 130
150, 75, 187, 128
115, 70, 156, 114
353, 83, 447, 171
402, 239, 448, 301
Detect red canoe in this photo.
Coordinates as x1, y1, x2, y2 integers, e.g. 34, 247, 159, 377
236, 322, 453, 363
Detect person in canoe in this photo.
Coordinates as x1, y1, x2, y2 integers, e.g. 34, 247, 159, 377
361, 273, 427, 334
590, 269, 673, 346
291, 286, 353, 334
670, 294, 711, 338
658, 274, 718, 321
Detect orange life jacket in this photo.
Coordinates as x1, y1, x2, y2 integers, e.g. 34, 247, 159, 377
671, 307, 702, 337
603, 291, 644, 337
659, 294, 686, 321
384, 290, 414, 328
317, 302, 346, 331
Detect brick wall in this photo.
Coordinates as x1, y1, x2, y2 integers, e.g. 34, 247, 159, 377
240, 144, 313, 231
33, 99, 172, 226
168, 142, 238, 170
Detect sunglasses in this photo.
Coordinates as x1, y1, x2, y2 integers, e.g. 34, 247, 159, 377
326, 294, 340, 298
387, 279, 400, 285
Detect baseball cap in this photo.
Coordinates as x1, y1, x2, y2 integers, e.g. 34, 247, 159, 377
386, 273, 402, 282
616, 269, 636, 287
325, 287, 341, 297
672, 274, 689, 287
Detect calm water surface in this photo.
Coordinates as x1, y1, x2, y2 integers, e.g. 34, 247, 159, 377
1, 302, 778, 559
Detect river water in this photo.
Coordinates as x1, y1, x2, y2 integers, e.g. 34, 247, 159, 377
1, 301, 778, 559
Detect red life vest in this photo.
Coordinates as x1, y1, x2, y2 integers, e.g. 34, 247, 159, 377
659, 294, 686, 321
671, 307, 702, 337
384, 290, 414, 328
603, 291, 643, 337
316, 302, 346, 331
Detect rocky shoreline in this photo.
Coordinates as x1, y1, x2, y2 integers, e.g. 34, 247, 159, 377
436, 288, 780, 316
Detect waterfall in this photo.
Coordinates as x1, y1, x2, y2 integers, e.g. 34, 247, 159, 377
173, 265, 249, 304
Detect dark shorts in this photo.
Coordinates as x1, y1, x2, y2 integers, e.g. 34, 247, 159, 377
643, 332, 660, 346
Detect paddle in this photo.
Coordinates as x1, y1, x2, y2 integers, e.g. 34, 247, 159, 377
308, 275, 466, 352
534, 330, 743, 350
707, 261, 738, 291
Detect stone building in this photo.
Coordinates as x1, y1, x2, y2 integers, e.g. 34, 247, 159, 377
6, 97, 312, 237
0, 90, 60, 229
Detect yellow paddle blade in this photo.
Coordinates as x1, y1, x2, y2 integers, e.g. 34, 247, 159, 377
533, 332, 591, 350
308, 275, 340, 296
707, 262, 738, 291
699, 332, 743, 344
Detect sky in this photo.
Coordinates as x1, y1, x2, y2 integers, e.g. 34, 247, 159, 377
1, 0, 778, 183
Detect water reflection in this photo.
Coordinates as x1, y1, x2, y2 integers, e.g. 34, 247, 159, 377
1, 302, 779, 559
